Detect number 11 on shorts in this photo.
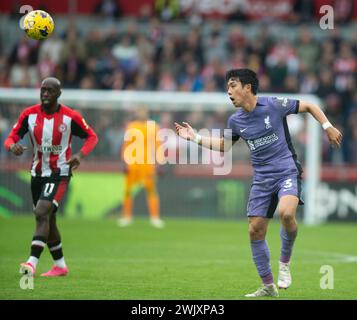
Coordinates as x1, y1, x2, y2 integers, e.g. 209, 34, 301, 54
44, 183, 55, 196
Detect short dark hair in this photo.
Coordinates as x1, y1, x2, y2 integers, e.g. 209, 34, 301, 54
225, 68, 259, 95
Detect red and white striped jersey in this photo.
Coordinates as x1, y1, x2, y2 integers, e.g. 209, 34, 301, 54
5, 104, 98, 177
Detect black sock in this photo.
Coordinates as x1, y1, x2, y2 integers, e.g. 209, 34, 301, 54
48, 240, 64, 261
30, 235, 47, 259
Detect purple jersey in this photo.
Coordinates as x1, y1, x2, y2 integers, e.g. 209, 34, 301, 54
225, 96, 303, 178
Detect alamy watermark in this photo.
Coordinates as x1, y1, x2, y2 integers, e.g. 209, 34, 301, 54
19, 5, 34, 30
319, 5, 334, 30
320, 265, 334, 290
19, 274, 34, 290
123, 123, 233, 176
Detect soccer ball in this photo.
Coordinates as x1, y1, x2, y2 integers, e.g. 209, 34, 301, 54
23, 10, 54, 40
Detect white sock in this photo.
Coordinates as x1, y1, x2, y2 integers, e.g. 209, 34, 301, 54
27, 256, 39, 268
54, 257, 66, 268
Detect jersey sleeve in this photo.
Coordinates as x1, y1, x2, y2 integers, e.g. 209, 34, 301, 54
223, 115, 240, 142
70, 111, 98, 157
271, 97, 300, 117
4, 109, 29, 151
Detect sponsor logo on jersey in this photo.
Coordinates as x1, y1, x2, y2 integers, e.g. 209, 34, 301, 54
247, 133, 279, 151
38, 145, 63, 154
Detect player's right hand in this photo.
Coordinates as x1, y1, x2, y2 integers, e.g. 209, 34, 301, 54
326, 126, 343, 148
10, 143, 27, 156
174, 122, 196, 141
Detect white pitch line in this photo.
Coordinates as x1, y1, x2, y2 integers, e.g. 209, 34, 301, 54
302, 250, 357, 263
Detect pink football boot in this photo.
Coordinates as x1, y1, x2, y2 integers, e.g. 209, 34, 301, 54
41, 265, 69, 277
19, 262, 36, 276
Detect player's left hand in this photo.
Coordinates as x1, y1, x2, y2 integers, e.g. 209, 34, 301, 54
326, 126, 343, 148
66, 152, 82, 170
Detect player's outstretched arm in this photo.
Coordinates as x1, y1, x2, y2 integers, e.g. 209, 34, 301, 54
174, 122, 232, 152
299, 101, 343, 148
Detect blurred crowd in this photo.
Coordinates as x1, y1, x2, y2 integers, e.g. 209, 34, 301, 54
0, 17, 356, 164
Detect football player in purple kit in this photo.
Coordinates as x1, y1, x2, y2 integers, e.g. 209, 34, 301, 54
175, 69, 342, 297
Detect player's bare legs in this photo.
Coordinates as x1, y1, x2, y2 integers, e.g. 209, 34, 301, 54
41, 209, 68, 276
278, 195, 299, 233
277, 195, 299, 289
245, 217, 278, 297
48, 209, 61, 242
145, 177, 164, 229
20, 200, 52, 276
118, 177, 134, 227
34, 200, 52, 238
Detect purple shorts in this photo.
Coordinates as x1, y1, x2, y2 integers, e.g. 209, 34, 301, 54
247, 175, 304, 218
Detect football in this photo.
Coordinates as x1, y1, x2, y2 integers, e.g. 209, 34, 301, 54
23, 10, 54, 40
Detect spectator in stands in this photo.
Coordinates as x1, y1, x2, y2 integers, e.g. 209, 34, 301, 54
8, 35, 39, 66
93, 47, 117, 89
334, 42, 356, 92
37, 53, 56, 80
38, 33, 64, 66
258, 73, 272, 92
61, 48, 86, 88
155, 0, 180, 21
85, 30, 105, 58
79, 74, 97, 89
178, 61, 203, 92
334, 0, 354, 24
227, 0, 249, 21
112, 35, 140, 75
300, 72, 319, 93
201, 58, 226, 91
158, 71, 177, 91
94, 0, 121, 19
0, 56, 10, 87
290, 0, 314, 23
296, 27, 319, 72
283, 74, 300, 93
316, 69, 335, 98
185, 28, 205, 68
204, 28, 227, 63
9, 57, 38, 87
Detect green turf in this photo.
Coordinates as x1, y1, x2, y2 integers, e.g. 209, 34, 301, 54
0, 216, 356, 300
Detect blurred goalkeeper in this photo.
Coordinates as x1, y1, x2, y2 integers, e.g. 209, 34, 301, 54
118, 107, 164, 229
4, 77, 98, 277
175, 68, 342, 297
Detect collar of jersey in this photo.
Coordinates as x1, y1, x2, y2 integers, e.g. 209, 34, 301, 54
40, 104, 61, 117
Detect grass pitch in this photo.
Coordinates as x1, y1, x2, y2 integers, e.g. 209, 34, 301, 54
0, 216, 356, 300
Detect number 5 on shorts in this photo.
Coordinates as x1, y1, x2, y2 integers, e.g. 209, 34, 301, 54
284, 179, 293, 189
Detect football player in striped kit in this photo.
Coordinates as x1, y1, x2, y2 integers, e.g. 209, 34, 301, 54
4, 77, 98, 277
